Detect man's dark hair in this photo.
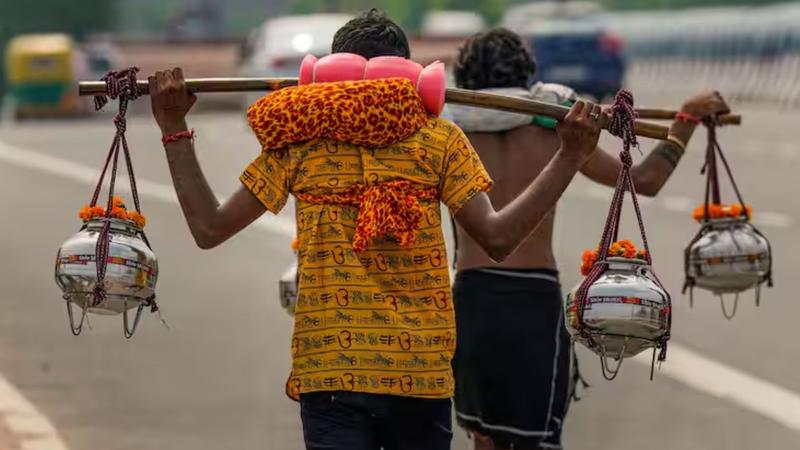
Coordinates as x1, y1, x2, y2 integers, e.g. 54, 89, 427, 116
455, 28, 537, 90
331, 9, 410, 59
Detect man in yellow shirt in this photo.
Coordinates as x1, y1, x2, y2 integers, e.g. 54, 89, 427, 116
148, 9, 603, 450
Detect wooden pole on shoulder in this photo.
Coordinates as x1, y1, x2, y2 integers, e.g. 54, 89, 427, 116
79, 77, 740, 140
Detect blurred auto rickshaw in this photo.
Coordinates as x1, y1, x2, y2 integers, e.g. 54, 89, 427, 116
4, 33, 91, 118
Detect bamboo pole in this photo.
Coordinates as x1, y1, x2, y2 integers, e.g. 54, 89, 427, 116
444, 88, 669, 141
78, 78, 299, 95
78, 77, 707, 140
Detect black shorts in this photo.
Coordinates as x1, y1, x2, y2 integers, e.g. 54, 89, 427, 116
453, 268, 574, 450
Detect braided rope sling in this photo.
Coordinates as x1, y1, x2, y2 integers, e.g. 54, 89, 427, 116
682, 119, 773, 319
66, 68, 161, 338
573, 90, 672, 381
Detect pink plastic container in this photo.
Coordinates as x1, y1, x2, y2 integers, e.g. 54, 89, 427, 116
298, 53, 445, 116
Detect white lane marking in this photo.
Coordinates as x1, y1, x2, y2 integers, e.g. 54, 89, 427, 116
753, 211, 794, 228
632, 343, 800, 432
0, 140, 294, 238
1, 139, 799, 435
661, 195, 694, 213
0, 375, 68, 450
740, 140, 797, 162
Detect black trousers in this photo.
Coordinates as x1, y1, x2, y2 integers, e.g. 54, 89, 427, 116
300, 391, 452, 450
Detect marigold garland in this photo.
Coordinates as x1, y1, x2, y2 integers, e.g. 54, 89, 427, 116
580, 239, 648, 276
78, 196, 147, 229
691, 203, 752, 222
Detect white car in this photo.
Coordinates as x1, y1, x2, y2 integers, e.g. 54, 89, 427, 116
420, 10, 485, 39
239, 13, 354, 108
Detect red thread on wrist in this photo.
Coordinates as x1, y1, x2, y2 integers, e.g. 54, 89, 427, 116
675, 112, 701, 125
162, 129, 194, 145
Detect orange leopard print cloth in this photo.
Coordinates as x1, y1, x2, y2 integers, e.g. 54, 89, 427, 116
247, 78, 436, 252
247, 78, 429, 150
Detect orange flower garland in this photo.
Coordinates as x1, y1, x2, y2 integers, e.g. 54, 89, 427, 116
78, 196, 147, 228
126, 211, 147, 228
580, 239, 648, 276
691, 203, 752, 222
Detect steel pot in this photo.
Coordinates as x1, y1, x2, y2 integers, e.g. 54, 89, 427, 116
55, 218, 158, 334
565, 257, 670, 378
686, 217, 770, 295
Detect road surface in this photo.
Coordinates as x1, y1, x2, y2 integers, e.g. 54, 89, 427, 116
0, 93, 798, 449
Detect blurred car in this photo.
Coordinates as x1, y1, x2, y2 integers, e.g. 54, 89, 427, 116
82, 38, 124, 78
238, 13, 354, 108
420, 10, 486, 39
502, 1, 625, 101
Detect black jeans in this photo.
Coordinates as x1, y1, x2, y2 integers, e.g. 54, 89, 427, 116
300, 391, 453, 450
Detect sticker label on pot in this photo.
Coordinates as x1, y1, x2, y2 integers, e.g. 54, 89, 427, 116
57, 254, 158, 276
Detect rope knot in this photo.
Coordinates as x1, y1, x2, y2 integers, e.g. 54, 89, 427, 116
113, 114, 127, 133
619, 150, 633, 167
608, 89, 638, 154
94, 67, 141, 111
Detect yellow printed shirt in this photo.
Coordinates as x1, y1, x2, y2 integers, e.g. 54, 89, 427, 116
241, 117, 492, 401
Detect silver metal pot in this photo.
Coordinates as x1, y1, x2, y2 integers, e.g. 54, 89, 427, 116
565, 257, 671, 379
55, 218, 158, 335
279, 262, 298, 316
686, 217, 770, 294
684, 217, 772, 319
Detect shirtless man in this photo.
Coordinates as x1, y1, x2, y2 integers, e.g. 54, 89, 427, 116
449, 28, 730, 450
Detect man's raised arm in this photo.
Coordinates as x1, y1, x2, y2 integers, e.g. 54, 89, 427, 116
454, 101, 603, 262
580, 90, 730, 196
150, 68, 267, 249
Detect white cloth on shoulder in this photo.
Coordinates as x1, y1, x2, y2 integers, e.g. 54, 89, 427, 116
448, 82, 578, 133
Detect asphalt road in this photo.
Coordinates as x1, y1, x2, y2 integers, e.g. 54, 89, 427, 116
0, 93, 798, 450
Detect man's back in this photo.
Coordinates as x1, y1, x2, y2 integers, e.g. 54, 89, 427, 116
455, 125, 561, 271
242, 117, 492, 400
